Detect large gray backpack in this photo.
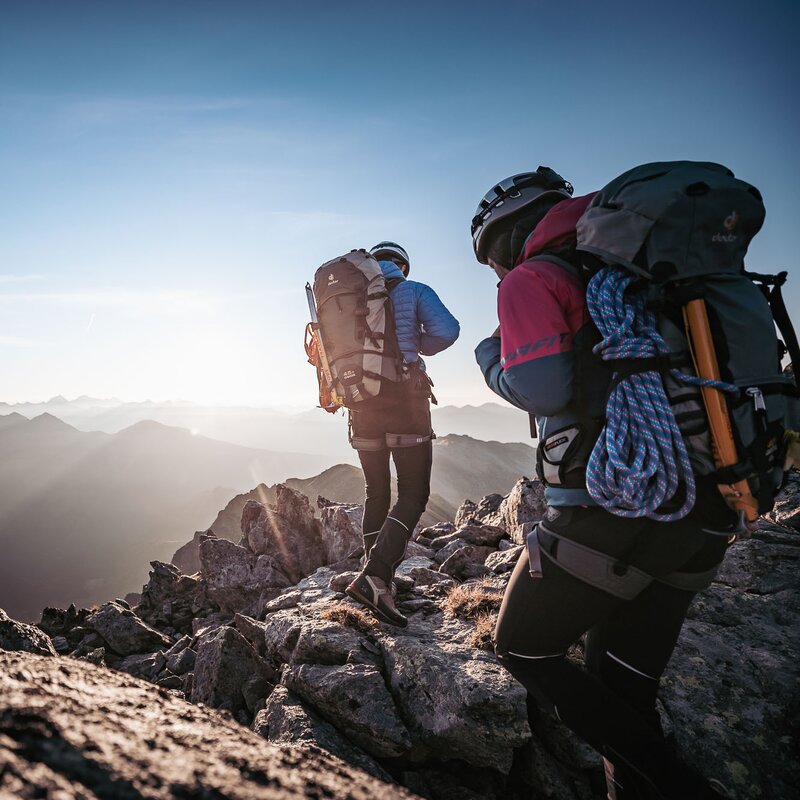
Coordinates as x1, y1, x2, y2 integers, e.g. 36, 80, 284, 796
576, 161, 800, 517
312, 249, 406, 408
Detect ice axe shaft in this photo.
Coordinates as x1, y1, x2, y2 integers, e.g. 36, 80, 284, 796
305, 282, 342, 411
683, 298, 759, 523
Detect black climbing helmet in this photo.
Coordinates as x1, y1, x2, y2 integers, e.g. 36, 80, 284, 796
369, 241, 410, 275
471, 167, 574, 264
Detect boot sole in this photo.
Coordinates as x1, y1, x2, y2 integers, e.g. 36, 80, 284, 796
345, 584, 408, 628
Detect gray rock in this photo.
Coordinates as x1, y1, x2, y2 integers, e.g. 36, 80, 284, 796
233, 613, 268, 656
163, 633, 191, 658
395, 555, 437, 579
192, 626, 274, 716
439, 545, 495, 579
86, 601, 170, 656
262, 609, 373, 668
157, 674, 184, 690
135, 560, 217, 636
329, 570, 359, 593
429, 523, 507, 550
50, 635, 70, 654
285, 662, 412, 759
199, 534, 292, 614
319, 503, 363, 562
433, 538, 470, 565
241, 486, 326, 582
165, 647, 196, 675
660, 521, 800, 797
454, 493, 504, 527
114, 651, 163, 681
485, 545, 524, 574
481, 479, 547, 544
404, 540, 436, 559
0, 608, 57, 657
417, 521, 457, 541
0, 650, 414, 800
382, 613, 529, 773
253, 685, 393, 783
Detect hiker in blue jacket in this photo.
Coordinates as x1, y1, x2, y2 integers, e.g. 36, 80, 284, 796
471, 170, 736, 799
346, 241, 460, 627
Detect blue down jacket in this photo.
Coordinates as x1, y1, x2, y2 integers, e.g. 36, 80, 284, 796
380, 260, 460, 367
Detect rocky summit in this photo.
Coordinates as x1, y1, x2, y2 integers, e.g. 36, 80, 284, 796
1, 475, 799, 799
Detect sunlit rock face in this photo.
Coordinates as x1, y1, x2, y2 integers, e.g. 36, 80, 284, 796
9, 473, 799, 799
0, 650, 416, 800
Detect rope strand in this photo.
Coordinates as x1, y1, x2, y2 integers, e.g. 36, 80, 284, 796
585, 267, 737, 521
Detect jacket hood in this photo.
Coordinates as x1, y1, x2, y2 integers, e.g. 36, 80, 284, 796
517, 192, 598, 266
379, 260, 407, 281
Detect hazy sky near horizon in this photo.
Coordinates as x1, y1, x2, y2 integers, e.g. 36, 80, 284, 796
1, 0, 798, 408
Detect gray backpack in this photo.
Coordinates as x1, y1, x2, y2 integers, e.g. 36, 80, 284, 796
312, 249, 406, 408
576, 161, 800, 516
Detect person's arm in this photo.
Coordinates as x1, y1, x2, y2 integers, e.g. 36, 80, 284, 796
475, 266, 576, 416
416, 284, 460, 356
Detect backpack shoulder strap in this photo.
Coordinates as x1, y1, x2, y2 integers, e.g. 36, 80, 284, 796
528, 253, 580, 278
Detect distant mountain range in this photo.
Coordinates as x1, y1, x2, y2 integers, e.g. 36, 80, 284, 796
0, 411, 536, 622
0, 414, 323, 621
0, 397, 534, 465
172, 435, 536, 572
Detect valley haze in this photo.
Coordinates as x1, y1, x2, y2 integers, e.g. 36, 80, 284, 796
0, 398, 536, 621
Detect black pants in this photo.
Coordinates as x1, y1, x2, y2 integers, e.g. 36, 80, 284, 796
494, 499, 736, 799
350, 388, 433, 585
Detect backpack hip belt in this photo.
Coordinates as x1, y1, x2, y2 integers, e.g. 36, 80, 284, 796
527, 523, 722, 600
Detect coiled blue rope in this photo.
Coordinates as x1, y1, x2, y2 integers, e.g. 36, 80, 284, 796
585, 267, 738, 521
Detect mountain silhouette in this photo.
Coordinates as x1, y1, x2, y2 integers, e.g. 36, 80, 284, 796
0, 414, 324, 620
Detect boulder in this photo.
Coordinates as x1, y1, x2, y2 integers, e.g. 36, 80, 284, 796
199, 534, 291, 615
319, 503, 363, 562
438, 546, 495, 580
0, 608, 57, 657
485, 545, 524, 574
253, 685, 393, 783
192, 626, 274, 716
37, 603, 91, 649
285, 662, 412, 759
114, 651, 164, 681
240, 486, 326, 582
135, 560, 217, 635
0, 650, 416, 799
659, 519, 800, 797
429, 523, 508, 550
454, 494, 504, 527
85, 601, 170, 656
382, 613, 530, 773
481, 479, 547, 543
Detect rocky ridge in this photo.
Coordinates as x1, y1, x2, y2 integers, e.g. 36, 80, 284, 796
1, 474, 799, 799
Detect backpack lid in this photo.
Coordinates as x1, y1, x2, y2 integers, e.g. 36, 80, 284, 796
576, 161, 765, 282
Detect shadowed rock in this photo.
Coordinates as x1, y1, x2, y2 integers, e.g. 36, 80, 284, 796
85, 601, 171, 656
0, 650, 417, 799
0, 608, 56, 656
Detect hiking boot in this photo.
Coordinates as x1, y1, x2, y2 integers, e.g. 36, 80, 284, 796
345, 573, 407, 628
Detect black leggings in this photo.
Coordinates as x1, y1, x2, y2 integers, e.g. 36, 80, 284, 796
358, 441, 432, 584
494, 503, 734, 798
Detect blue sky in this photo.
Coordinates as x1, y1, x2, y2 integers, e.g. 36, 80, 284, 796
1, 0, 798, 406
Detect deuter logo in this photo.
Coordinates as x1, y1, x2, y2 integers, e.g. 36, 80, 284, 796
713, 210, 739, 243
327, 273, 338, 285
723, 211, 740, 231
